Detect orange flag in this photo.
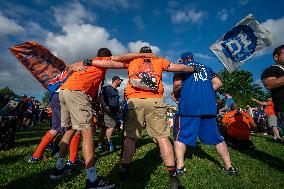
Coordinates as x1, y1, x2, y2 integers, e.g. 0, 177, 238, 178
9, 41, 66, 89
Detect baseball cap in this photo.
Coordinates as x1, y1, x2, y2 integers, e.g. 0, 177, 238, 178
180, 52, 193, 61
140, 46, 152, 53
112, 76, 123, 81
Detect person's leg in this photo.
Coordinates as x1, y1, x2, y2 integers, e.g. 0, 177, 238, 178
32, 129, 58, 159
106, 127, 114, 143
174, 141, 186, 169
122, 137, 136, 164
215, 141, 232, 169
69, 130, 81, 163
97, 126, 106, 148
272, 127, 280, 139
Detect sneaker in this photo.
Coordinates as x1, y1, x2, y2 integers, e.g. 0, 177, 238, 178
85, 177, 115, 189
28, 155, 47, 163
66, 158, 84, 167
223, 166, 237, 176
176, 166, 186, 175
108, 142, 114, 152
170, 177, 181, 189
50, 166, 72, 180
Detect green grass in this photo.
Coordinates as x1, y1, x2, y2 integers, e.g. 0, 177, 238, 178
0, 123, 284, 189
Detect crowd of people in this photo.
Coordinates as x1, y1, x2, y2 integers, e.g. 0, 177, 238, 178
1, 44, 284, 189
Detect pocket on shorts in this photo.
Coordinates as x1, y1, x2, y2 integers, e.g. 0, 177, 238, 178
78, 107, 94, 125
153, 101, 167, 119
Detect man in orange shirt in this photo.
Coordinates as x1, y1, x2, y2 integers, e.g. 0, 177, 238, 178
252, 98, 281, 140
222, 103, 257, 149
120, 46, 199, 189
50, 48, 157, 189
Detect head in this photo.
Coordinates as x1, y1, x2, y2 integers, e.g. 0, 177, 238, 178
112, 76, 123, 88
230, 103, 240, 111
273, 45, 284, 65
140, 46, 152, 53
97, 48, 112, 57
180, 51, 194, 63
224, 92, 232, 99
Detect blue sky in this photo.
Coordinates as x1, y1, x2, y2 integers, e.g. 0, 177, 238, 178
0, 0, 283, 104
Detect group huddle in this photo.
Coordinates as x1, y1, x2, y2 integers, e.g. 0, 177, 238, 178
30, 46, 237, 189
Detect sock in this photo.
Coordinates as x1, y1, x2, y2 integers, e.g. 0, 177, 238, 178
167, 166, 177, 178
33, 132, 55, 158
86, 167, 97, 182
56, 157, 65, 170
69, 132, 81, 162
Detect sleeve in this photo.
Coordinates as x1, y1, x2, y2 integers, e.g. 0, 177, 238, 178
261, 67, 277, 80
222, 114, 228, 125
161, 58, 171, 71
101, 86, 107, 96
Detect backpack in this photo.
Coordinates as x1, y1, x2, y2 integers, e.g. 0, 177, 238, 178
129, 58, 158, 91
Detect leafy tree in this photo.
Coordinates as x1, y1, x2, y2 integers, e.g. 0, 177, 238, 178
42, 91, 50, 105
0, 87, 16, 99
218, 70, 269, 108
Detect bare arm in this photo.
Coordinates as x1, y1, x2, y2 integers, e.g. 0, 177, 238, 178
172, 75, 183, 102
90, 60, 129, 69
111, 53, 156, 63
251, 98, 268, 106
262, 76, 284, 90
167, 63, 195, 72
212, 77, 222, 91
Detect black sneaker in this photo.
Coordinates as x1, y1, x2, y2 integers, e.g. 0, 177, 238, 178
223, 166, 237, 176
85, 177, 115, 189
170, 177, 181, 189
50, 166, 72, 180
176, 167, 186, 175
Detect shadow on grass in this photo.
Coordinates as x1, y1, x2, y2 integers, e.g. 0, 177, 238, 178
185, 145, 222, 168
4, 167, 83, 189
107, 147, 162, 189
0, 154, 27, 165
232, 146, 284, 172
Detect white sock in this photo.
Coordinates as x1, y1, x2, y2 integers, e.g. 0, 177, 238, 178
86, 167, 97, 182
56, 158, 65, 170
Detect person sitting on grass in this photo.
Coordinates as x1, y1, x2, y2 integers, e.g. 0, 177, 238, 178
222, 103, 257, 149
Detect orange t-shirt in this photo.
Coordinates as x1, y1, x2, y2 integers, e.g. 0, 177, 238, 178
264, 100, 276, 116
61, 57, 108, 97
222, 111, 254, 140
125, 57, 171, 98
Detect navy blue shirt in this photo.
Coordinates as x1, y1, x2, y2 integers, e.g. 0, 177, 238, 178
101, 85, 120, 115
174, 61, 217, 116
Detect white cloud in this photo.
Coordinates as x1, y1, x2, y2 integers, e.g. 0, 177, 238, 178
45, 2, 127, 63
0, 11, 24, 37
217, 9, 229, 22
171, 8, 206, 24
128, 40, 160, 54
133, 15, 145, 30
261, 17, 284, 44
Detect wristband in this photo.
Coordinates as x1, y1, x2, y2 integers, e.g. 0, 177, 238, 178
83, 59, 92, 66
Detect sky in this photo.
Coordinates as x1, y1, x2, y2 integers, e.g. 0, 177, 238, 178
0, 0, 283, 104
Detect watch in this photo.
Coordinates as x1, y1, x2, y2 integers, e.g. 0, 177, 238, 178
83, 59, 93, 66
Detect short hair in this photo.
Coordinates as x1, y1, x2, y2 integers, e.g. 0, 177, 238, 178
97, 48, 112, 57
230, 103, 239, 111
273, 45, 284, 59
140, 46, 152, 53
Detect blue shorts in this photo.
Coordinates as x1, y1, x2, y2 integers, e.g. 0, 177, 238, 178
49, 93, 66, 133
173, 115, 224, 146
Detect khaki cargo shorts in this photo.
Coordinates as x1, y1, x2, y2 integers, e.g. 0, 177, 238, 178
59, 89, 94, 130
125, 98, 170, 139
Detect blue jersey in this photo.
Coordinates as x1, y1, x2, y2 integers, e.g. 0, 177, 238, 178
175, 61, 217, 116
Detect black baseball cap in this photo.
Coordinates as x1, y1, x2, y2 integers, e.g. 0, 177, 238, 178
112, 76, 123, 81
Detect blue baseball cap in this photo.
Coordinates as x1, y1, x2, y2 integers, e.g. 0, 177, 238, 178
180, 52, 193, 61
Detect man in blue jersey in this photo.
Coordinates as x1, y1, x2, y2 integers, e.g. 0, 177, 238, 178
172, 52, 236, 176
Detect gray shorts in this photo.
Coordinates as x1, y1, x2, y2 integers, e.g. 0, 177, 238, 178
104, 114, 116, 128
268, 115, 278, 127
